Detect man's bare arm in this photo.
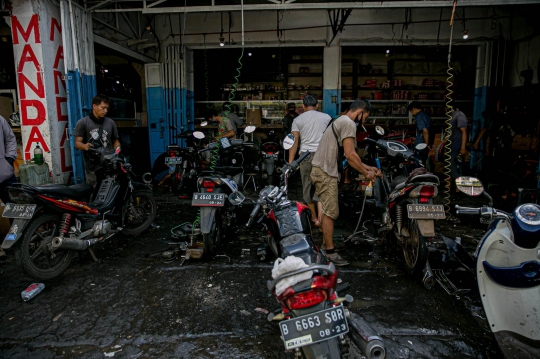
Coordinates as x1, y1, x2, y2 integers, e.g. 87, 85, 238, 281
288, 131, 300, 163
343, 138, 376, 180
75, 136, 92, 151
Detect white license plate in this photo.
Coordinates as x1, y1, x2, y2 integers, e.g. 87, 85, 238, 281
407, 204, 446, 219
192, 193, 225, 207
165, 157, 182, 165
2, 203, 36, 219
279, 305, 348, 350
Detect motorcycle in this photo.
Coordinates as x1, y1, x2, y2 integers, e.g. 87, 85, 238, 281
260, 131, 281, 186
167, 131, 204, 197
349, 127, 443, 279
191, 126, 256, 258
449, 176, 540, 358
246, 134, 386, 359
1, 147, 157, 280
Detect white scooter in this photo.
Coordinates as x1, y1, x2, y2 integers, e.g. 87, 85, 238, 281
452, 176, 540, 359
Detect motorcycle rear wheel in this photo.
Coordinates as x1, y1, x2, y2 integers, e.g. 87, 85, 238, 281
401, 219, 428, 278
121, 191, 157, 235
15, 213, 75, 280
203, 209, 222, 258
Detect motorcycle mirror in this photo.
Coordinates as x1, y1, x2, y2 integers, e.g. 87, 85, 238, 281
200, 121, 208, 127
375, 126, 385, 136
228, 191, 246, 205
283, 133, 295, 150
415, 143, 428, 150
244, 125, 256, 134
455, 176, 485, 196
193, 131, 205, 139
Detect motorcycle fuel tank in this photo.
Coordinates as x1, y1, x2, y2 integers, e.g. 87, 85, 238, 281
270, 201, 311, 239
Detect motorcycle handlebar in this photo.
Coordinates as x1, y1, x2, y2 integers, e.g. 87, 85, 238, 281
455, 205, 481, 216
246, 203, 262, 228
289, 151, 311, 169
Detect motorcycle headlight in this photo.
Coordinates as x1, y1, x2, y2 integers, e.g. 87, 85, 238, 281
232, 159, 237, 164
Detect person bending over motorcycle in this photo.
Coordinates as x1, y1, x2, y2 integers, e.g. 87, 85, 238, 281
310, 99, 381, 266
206, 110, 235, 139
74, 94, 120, 186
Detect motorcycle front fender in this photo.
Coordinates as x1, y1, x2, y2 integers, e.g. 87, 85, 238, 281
2, 218, 33, 249
199, 206, 217, 234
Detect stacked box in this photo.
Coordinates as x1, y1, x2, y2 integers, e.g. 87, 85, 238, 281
393, 79, 402, 87
392, 91, 410, 100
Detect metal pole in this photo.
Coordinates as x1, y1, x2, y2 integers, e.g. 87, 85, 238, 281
241, 0, 244, 46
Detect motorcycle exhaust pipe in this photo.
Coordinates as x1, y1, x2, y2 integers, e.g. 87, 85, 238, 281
422, 260, 436, 290
348, 312, 386, 359
51, 237, 99, 251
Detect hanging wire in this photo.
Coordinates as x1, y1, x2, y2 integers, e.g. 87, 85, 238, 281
203, 34, 210, 111
443, 0, 458, 218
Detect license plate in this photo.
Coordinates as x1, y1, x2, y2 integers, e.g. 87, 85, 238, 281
2, 204, 36, 219
165, 157, 182, 165
279, 305, 349, 350
407, 204, 446, 219
192, 193, 225, 207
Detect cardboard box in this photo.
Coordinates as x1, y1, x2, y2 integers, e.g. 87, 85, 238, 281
246, 109, 262, 125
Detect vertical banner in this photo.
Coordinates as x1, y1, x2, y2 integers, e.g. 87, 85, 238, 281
12, 0, 71, 183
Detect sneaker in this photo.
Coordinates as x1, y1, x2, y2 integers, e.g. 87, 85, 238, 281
321, 244, 340, 252
326, 252, 349, 266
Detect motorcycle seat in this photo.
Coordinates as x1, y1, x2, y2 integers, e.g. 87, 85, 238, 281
391, 173, 439, 191
32, 183, 94, 200
202, 166, 244, 176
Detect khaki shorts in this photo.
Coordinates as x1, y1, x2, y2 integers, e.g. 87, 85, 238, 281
310, 166, 339, 220
299, 152, 318, 204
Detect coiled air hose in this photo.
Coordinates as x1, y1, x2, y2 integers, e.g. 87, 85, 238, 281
442, 0, 458, 218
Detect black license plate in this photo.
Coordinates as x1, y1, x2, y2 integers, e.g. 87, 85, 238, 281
165, 157, 182, 165
407, 204, 446, 219
279, 305, 349, 350
192, 193, 225, 207
2, 203, 36, 219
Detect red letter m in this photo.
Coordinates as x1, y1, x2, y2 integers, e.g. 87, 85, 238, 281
11, 14, 41, 45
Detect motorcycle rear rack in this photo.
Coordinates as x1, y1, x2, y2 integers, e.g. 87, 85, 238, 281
433, 269, 470, 299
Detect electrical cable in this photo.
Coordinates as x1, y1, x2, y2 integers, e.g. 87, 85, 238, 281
442, 0, 458, 218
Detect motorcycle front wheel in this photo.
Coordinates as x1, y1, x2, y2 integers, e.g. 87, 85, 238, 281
15, 213, 75, 280
401, 219, 428, 278
121, 191, 157, 235
203, 209, 222, 258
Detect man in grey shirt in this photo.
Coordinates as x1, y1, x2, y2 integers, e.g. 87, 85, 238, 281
311, 99, 380, 266
221, 102, 243, 138
1, 115, 17, 205
288, 95, 331, 229
73, 94, 120, 185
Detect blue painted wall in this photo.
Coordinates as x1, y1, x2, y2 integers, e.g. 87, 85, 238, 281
323, 89, 341, 118
147, 86, 166, 166
66, 70, 96, 183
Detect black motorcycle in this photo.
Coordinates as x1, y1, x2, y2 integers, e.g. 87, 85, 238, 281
191, 127, 256, 258
1, 147, 157, 280
166, 131, 203, 197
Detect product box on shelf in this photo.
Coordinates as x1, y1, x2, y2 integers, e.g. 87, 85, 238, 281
246, 109, 262, 125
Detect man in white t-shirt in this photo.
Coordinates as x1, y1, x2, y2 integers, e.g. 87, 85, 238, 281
288, 95, 331, 228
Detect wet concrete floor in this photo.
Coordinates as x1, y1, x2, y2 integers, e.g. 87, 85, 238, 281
0, 179, 504, 358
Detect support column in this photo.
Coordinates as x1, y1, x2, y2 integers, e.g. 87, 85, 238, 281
12, 0, 71, 183
184, 48, 195, 132
323, 45, 341, 118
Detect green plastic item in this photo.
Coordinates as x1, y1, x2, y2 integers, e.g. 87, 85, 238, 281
19, 162, 50, 185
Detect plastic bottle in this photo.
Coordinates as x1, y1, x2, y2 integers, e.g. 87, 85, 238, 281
365, 181, 373, 197
34, 143, 43, 165
21, 283, 45, 302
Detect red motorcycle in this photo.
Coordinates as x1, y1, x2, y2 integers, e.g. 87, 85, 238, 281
246, 137, 386, 359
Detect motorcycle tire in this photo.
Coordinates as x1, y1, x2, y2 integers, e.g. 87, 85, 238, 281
203, 209, 222, 258
121, 191, 157, 236
15, 213, 75, 280
267, 173, 274, 186
402, 219, 428, 278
